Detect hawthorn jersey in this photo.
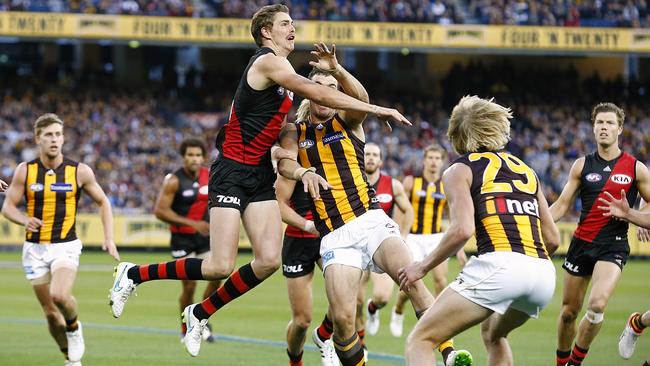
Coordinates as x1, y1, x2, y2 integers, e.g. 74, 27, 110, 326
574, 152, 637, 244
371, 174, 394, 216
216, 47, 294, 166
454, 150, 549, 259
170, 167, 209, 234
410, 176, 445, 234
296, 116, 379, 235
285, 181, 317, 239
24, 158, 80, 244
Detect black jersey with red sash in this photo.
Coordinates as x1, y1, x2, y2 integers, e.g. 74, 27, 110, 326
285, 181, 317, 239
216, 47, 294, 166
574, 151, 638, 245
371, 174, 395, 216
170, 167, 209, 234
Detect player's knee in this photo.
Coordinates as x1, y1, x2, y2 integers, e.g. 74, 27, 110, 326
583, 309, 605, 324
586, 298, 608, 314
202, 261, 235, 279
50, 292, 71, 307
292, 313, 312, 331
332, 311, 356, 333
254, 255, 281, 276
560, 306, 579, 323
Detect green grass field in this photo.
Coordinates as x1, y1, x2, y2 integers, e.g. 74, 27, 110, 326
1, 250, 649, 366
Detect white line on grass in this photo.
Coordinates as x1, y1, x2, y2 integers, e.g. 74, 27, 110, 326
0, 317, 406, 363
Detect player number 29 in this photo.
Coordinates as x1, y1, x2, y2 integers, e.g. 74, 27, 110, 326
468, 152, 537, 194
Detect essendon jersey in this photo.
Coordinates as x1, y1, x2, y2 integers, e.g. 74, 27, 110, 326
170, 167, 209, 234
216, 47, 294, 166
371, 174, 394, 216
24, 158, 80, 244
410, 176, 445, 234
574, 152, 638, 244
284, 180, 317, 239
296, 116, 379, 235
454, 150, 549, 259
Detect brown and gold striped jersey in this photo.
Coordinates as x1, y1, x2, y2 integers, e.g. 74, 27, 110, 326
454, 150, 549, 259
410, 176, 446, 234
24, 158, 80, 243
296, 116, 379, 235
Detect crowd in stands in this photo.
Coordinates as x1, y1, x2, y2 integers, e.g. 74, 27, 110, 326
2, 0, 649, 28
1, 62, 649, 219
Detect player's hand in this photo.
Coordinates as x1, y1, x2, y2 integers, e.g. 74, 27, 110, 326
24, 217, 42, 233
597, 189, 629, 221
637, 227, 650, 242
192, 221, 210, 236
303, 220, 320, 236
302, 171, 332, 200
398, 261, 426, 291
0, 179, 7, 192
372, 106, 412, 131
103, 239, 120, 261
309, 42, 339, 72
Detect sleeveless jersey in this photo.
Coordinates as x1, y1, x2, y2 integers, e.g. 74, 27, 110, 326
454, 150, 549, 259
170, 167, 209, 234
285, 180, 317, 239
296, 116, 380, 235
370, 174, 394, 216
574, 151, 638, 244
24, 158, 80, 244
410, 176, 445, 234
216, 47, 294, 166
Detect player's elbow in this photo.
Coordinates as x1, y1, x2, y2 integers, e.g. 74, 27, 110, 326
451, 222, 474, 242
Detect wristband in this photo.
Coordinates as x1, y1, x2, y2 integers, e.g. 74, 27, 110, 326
293, 167, 316, 180
303, 220, 315, 233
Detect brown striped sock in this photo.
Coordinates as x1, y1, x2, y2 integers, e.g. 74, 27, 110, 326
127, 258, 204, 284
334, 333, 365, 366
65, 316, 78, 332
631, 313, 646, 334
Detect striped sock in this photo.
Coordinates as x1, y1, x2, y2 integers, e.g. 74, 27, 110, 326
65, 315, 78, 332
193, 263, 262, 320
357, 328, 366, 347
334, 333, 365, 366
439, 339, 454, 361
127, 258, 204, 284
630, 313, 646, 334
556, 349, 571, 366
367, 300, 378, 315
317, 314, 334, 342
567, 344, 588, 366
287, 349, 303, 366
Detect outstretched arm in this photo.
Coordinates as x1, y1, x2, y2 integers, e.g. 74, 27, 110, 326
252, 53, 410, 127
398, 164, 475, 290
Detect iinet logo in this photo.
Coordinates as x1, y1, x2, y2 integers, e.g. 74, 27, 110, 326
488, 196, 539, 217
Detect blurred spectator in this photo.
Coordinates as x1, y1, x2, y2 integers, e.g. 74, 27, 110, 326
2, 0, 648, 27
